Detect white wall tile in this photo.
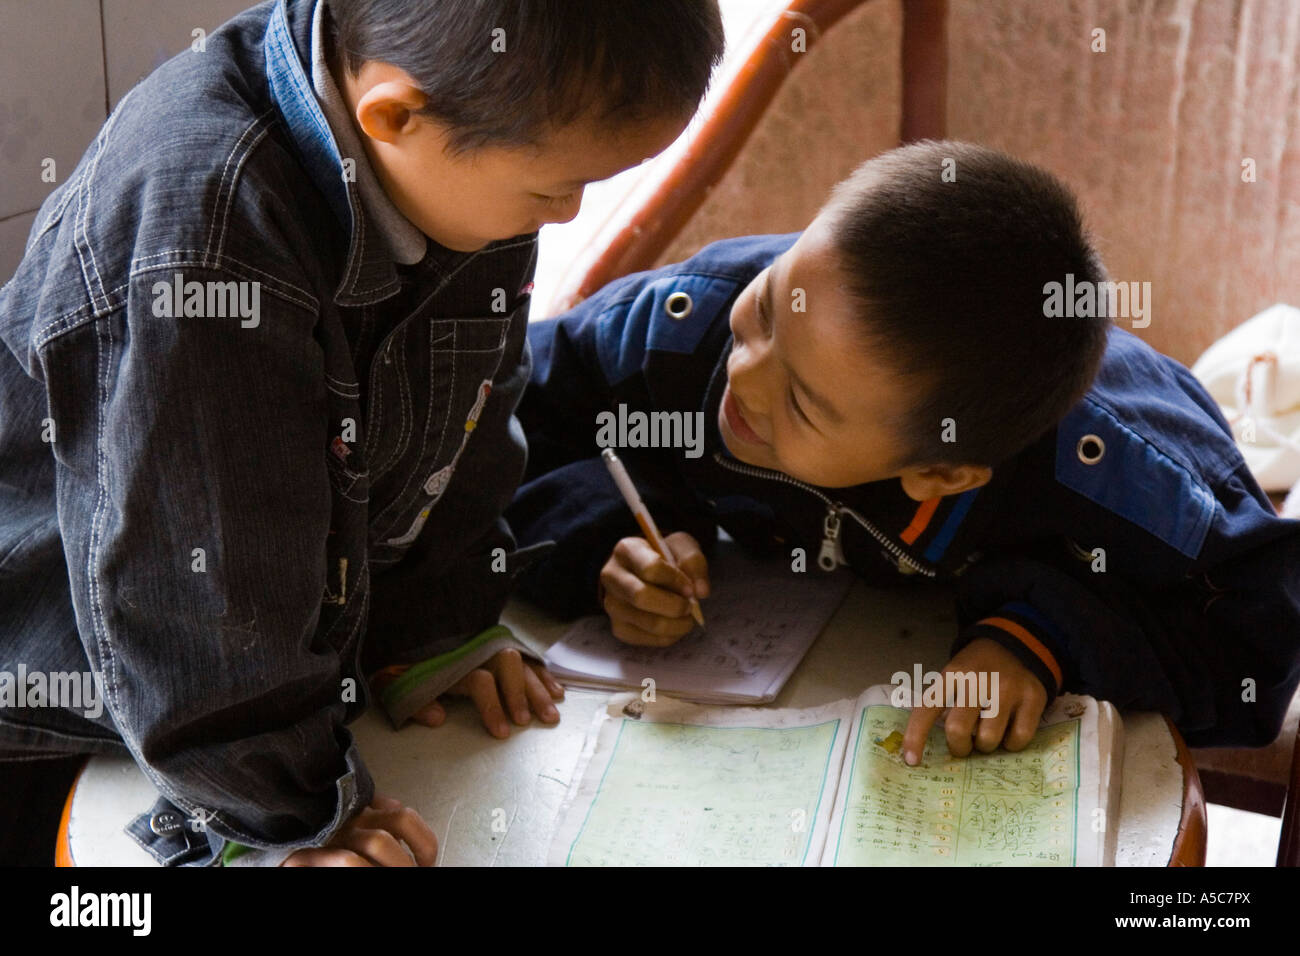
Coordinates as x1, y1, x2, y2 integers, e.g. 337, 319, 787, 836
0, 0, 106, 217
103, 0, 257, 108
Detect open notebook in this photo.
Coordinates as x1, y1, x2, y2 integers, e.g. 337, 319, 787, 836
549, 685, 1123, 866
543, 542, 853, 704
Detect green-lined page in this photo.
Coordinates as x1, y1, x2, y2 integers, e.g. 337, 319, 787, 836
563, 716, 842, 867
549, 690, 1113, 867
829, 704, 1082, 866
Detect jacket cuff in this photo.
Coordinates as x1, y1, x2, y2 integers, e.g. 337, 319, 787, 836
363, 540, 554, 672
124, 734, 374, 867
370, 624, 542, 728
952, 601, 1068, 706
221, 841, 297, 867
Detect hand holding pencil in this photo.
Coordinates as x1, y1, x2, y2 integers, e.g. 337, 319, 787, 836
598, 448, 709, 646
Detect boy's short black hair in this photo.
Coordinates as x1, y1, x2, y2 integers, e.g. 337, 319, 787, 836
822, 140, 1112, 470
325, 0, 725, 156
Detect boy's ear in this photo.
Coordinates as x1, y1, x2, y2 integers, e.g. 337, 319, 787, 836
898, 463, 992, 502
354, 78, 429, 144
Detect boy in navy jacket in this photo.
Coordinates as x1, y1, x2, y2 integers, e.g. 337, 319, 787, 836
507, 141, 1300, 760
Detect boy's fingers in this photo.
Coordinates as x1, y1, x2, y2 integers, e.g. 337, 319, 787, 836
611, 620, 677, 646
522, 664, 560, 722
603, 562, 690, 617
665, 532, 709, 597
615, 537, 695, 598
349, 802, 437, 867
605, 594, 695, 644
489, 649, 531, 725
456, 669, 510, 738
944, 707, 982, 758
1004, 695, 1046, 751
410, 699, 447, 727
974, 706, 1012, 754
626, 577, 691, 617
598, 561, 636, 604
282, 848, 372, 867
340, 828, 416, 867
1003, 686, 1045, 754
903, 706, 942, 765
374, 806, 438, 867
608, 607, 690, 647
531, 662, 566, 700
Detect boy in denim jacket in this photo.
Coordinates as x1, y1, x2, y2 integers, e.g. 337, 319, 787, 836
0, 0, 723, 866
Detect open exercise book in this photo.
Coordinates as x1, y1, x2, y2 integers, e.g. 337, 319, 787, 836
549, 686, 1123, 866
544, 543, 853, 704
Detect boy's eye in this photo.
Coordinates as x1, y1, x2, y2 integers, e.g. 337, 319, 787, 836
535, 192, 575, 208
754, 288, 771, 330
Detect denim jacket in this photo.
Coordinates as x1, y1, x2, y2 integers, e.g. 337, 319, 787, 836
0, 0, 543, 865
507, 233, 1300, 750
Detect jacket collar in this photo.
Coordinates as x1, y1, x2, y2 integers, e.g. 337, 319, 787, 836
263, 0, 404, 306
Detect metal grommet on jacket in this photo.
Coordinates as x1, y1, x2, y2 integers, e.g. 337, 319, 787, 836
1076, 434, 1105, 464
664, 291, 693, 320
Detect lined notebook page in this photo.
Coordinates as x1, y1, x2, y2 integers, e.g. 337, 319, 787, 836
823, 704, 1088, 866
544, 542, 852, 704
549, 696, 853, 866
549, 690, 1117, 867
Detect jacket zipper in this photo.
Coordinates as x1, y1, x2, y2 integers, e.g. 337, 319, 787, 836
819, 507, 843, 572
711, 451, 936, 578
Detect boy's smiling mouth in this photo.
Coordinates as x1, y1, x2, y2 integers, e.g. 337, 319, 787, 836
720, 385, 768, 448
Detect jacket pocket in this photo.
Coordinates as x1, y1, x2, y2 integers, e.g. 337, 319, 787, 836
325, 446, 368, 503
369, 315, 512, 548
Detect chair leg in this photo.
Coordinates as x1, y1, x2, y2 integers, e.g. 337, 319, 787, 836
1276, 729, 1300, 866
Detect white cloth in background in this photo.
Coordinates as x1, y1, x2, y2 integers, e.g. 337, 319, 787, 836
1191, 303, 1300, 502
1281, 481, 1300, 519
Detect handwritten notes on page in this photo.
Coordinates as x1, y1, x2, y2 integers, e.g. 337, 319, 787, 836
548, 688, 1119, 867
543, 542, 853, 704
824, 704, 1083, 866
549, 695, 854, 867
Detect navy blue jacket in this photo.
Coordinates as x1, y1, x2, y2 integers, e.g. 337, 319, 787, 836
506, 233, 1300, 749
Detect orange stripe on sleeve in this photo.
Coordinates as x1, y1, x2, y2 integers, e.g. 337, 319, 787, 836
899, 497, 941, 545
979, 616, 1063, 690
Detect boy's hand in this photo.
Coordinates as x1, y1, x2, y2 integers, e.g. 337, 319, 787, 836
445, 648, 564, 738
281, 794, 437, 867
901, 638, 1048, 766
598, 531, 709, 647
377, 648, 565, 738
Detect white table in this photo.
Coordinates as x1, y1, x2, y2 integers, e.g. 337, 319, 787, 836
64, 579, 1188, 865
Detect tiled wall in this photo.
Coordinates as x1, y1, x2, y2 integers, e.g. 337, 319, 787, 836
0, 0, 253, 282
